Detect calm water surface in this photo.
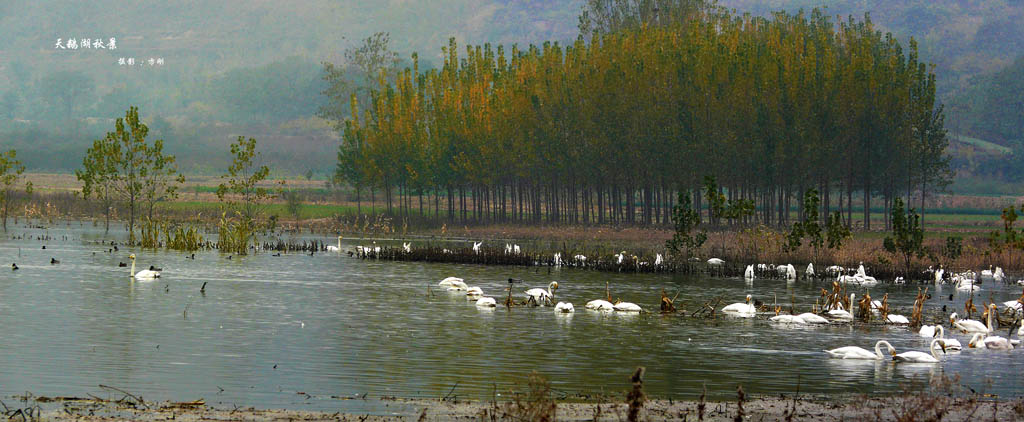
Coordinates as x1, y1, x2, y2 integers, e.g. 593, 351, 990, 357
1, 223, 1022, 412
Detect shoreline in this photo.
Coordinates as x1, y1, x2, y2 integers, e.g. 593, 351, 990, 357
21, 394, 1024, 421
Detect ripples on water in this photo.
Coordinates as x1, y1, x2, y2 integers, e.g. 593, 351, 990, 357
1, 224, 1022, 411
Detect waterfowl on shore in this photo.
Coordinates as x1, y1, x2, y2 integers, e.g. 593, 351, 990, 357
893, 339, 945, 363
525, 281, 558, 306
824, 341, 895, 360
129, 254, 160, 279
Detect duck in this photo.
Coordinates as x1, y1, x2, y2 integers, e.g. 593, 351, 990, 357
554, 302, 575, 313
148, 265, 162, 272
824, 340, 895, 360
11, 263, 17, 271
722, 294, 756, 317
118, 262, 127, 267
893, 339, 945, 363
50, 258, 59, 264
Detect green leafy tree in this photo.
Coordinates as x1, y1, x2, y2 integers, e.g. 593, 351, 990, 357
666, 191, 706, 258
989, 204, 1024, 250
76, 138, 118, 231
786, 189, 824, 252
140, 138, 185, 222
826, 211, 851, 250
217, 136, 275, 226
98, 106, 182, 242
0, 150, 32, 231
884, 198, 925, 273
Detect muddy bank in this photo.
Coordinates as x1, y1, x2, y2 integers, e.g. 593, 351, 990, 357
25, 395, 1024, 421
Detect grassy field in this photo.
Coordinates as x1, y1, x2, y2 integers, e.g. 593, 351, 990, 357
951, 133, 1013, 154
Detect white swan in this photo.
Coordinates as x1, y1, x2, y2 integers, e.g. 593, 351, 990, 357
439, 277, 469, 291
654, 254, 664, 266
1002, 299, 1022, 314
403, 242, 411, 253
827, 294, 855, 320
934, 266, 945, 284
796, 313, 829, 324
466, 286, 483, 296
553, 252, 562, 267
950, 312, 989, 334
744, 265, 754, 280
707, 258, 724, 266
933, 326, 962, 351
585, 299, 614, 311
919, 325, 937, 338
769, 314, 806, 324
326, 236, 342, 252
525, 281, 558, 305
969, 333, 1013, 350
613, 301, 643, 312
893, 339, 944, 363
886, 314, 910, 325
129, 254, 160, 279
476, 297, 497, 308
554, 302, 574, 313
722, 294, 756, 317
785, 264, 797, 280
824, 340, 895, 359
954, 276, 980, 291
1019, 319, 1024, 337
806, 263, 814, 277
472, 241, 481, 253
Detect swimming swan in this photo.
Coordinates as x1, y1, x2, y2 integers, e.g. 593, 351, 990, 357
722, 294, 756, 317
893, 339, 945, 363
933, 326, 962, 351
326, 236, 342, 252
525, 281, 558, 305
129, 254, 160, 279
585, 299, 615, 311
824, 340, 895, 359
554, 302, 575, 313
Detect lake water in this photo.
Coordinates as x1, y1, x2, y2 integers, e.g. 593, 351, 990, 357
1, 222, 1022, 412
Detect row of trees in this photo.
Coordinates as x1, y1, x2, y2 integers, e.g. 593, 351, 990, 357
327, 2, 953, 229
